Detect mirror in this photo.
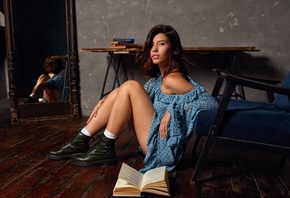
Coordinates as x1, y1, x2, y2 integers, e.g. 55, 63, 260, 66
4, 0, 80, 123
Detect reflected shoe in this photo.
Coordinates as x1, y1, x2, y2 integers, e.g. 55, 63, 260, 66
71, 133, 117, 166
47, 131, 91, 160
23, 97, 39, 104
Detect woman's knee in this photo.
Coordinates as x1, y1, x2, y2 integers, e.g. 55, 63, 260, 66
121, 80, 143, 92
107, 88, 119, 100
38, 74, 49, 82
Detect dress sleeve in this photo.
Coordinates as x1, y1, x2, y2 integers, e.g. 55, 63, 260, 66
47, 69, 65, 90
143, 77, 156, 101
140, 82, 218, 173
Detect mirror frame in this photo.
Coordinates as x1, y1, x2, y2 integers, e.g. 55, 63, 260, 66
4, 0, 80, 123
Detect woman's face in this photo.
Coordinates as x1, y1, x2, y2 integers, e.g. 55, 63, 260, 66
45, 60, 55, 73
150, 33, 172, 69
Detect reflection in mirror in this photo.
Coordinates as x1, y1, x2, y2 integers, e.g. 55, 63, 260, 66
12, 0, 68, 104
4, 0, 80, 123
22, 55, 69, 104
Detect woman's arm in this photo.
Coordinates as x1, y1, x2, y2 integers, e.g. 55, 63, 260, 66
159, 72, 194, 138
159, 110, 171, 139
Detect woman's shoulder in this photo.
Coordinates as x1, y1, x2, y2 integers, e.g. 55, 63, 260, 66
162, 72, 180, 85
162, 72, 194, 94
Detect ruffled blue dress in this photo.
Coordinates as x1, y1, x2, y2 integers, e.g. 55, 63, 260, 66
42, 69, 68, 102
140, 75, 218, 173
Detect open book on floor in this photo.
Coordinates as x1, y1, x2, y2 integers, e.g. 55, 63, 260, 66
113, 163, 170, 197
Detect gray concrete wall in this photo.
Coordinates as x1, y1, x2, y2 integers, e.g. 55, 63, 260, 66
76, 0, 290, 116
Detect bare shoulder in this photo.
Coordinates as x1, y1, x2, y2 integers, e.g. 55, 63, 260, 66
162, 72, 194, 94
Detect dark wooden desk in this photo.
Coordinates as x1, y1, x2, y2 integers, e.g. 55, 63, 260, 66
81, 47, 260, 99
81, 46, 259, 53
183, 46, 259, 52
81, 47, 140, 99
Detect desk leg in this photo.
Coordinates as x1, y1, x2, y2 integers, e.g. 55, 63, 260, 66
100, 53, 129, 99
231, 53, 246, 100
223, 52, 246, 100
112, 55, 128, 89
111, 54, 121, 89
100, 54, 114, 99
120, 55, 128, 81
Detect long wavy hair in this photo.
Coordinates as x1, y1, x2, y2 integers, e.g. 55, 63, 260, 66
43, 56, 64, 74
136, 24, 195, 78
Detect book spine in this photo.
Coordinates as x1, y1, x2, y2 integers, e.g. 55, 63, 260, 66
113, 38, 135, 43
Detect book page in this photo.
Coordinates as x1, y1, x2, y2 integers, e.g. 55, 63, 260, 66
118, 163, 144, 189
113, 178, 140, 197
141, 166, 166, 189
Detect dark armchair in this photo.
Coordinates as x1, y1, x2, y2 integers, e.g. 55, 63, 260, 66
191, 69, 290, 184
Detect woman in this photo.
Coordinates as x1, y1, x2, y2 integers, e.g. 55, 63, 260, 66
24, 56, 66, 103
47, 24, 218, 173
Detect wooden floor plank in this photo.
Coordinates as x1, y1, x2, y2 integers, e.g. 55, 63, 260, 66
0, 158, 67, 197
252, 173, 290, 197
80, 130, 143, 197
0, 118, 85, 181
0, 119, 87, 197
20, 160, 85, 198
0, 118, 289, 198
48, 128, 138, 198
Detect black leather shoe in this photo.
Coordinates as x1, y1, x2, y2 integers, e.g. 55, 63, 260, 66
71, 134, 117, 166
47, 131, 91, 160
23, 97, 39, 104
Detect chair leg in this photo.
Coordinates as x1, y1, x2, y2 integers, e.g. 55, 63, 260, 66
190, 131, 215, 184
192, 135, 201, 155
211, 75, 224, 97
191, 82, 236, 184
279, 156, 287, 170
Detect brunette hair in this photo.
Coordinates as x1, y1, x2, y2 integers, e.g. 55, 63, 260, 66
43, 56, 64, 74
136, 24, 194, 78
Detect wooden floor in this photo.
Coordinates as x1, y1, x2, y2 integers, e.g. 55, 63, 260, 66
0, 117, 290, 198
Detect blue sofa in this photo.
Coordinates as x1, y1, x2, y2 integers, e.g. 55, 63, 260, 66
191, 70, 290, 184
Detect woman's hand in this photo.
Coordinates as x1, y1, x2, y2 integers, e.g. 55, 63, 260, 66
86, 99, 106, 124
159, 111, 171, 139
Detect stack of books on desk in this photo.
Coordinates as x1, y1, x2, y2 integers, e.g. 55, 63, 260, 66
109, 38, 138, 49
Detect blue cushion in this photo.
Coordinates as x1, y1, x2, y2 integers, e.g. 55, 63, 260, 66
272, 72, 290, 112
195, 99, 290, 147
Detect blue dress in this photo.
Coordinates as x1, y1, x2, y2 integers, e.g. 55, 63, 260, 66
140, 75, 218, 173
47, 69, 65, 91
43, 69, 69, 102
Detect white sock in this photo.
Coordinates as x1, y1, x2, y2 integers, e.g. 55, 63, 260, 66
104, 129, 118, 139
81, 127, 92, 137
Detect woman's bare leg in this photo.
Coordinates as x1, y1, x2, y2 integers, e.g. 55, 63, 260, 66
30, 74, 59, 102
70, 80, 154, 166
31, 74, 49, 97
82, 80, 153, 152
105, 80, 154, 154
43, 89, 59, 102
47, 88, 119, 160
48, 80, 154, 163
84, 88, 119, 135
24, 74, 51, 104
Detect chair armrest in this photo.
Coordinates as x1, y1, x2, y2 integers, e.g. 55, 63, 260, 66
220, 71, 290, 96
212, 69, 282, 100
213, 69, 281, 85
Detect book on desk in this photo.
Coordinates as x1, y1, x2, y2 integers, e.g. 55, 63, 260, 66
112, 38, 135, 43
109, 38, 139, 49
